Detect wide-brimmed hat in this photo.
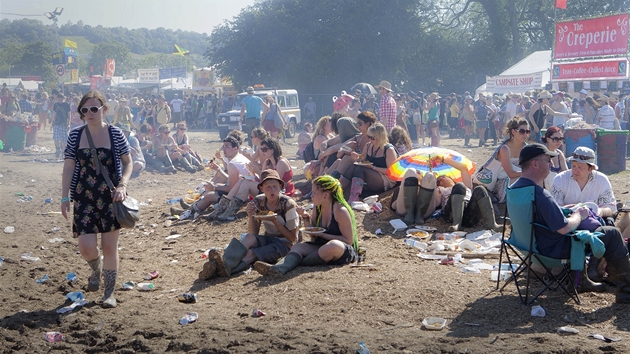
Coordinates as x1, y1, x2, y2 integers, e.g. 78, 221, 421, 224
598, 96, 609, 104
464, 95, 473, 101
538, 90, 552, 99
567, 146, 598, 170
428, 92, 441, 100
519, 143, 558, 165
375, 80, 392, 92
257, 169, 285, 189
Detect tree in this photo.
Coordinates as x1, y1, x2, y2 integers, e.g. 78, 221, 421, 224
88, 41, 134, 76
0, 41, 58, 87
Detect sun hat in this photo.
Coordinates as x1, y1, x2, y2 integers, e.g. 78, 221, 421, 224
567, 146, 598, 170
375, 80, 393, 92
538, 90, 552, 99
428, 92, 441, 100
257, 169, 285, 189
519, 143, 558, 165
579, 89, 588, 95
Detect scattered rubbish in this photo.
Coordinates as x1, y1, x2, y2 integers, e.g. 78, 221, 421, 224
351, 201, 370, 212
440, 257, 455, 265
4, 226, 15, 234
145, 271, 160, 280
17, 196, 33, 203
15, 192, 25, 196
166, 198, 181, 205
462, 266, 481, 273
48, 238, 64, 243
122, 281, 135, 290
35, 274, 49, 283
44, 332, 63, 343
357, 247, 366, 264
21, 252, 41, 262
66, 291, 85, 302
0, 257, 3, 267
531, 305, 546, 317
557, 326, 579, 335
417, 254, 448, 260
490, 270, 511, 281
49, 227, 61, 233
422, 317, 447, 330
356, 341, 371, 354
45, 198, 53, 203
370, 202, 383, 213
150, 223, 158, 228
375, 229, 383, 235
164, 220, 172, 227
179, 312, 198, 325
56, 299, 88, 314
178, 292, 198, 303
137, 283, 155, 291
589, 333, 621, 342
403, 238, 427, 250
165, 234, 181, 240
66, 272, 77, 282
390, 219, 407, 233
363, 195, 378, 205
252, 309, 266, 318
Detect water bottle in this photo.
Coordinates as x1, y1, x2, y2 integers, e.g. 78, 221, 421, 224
166, 198, 181, 205
403, 238, 427, 250
137, 282, 155, 291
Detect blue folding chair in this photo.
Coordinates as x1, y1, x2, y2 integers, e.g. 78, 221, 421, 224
496, 186, 581, 305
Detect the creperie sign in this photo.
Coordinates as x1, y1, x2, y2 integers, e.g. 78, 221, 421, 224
554, 14, 628, 60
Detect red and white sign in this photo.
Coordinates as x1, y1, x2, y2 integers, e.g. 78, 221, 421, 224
56, 64, 65, 77
554, 14, 629, 60
106, 59, 115, 78
90, 75, 104, 90
552, 60, 628, 80
485, 72, 544, 93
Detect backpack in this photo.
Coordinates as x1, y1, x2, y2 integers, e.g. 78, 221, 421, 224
302, 141, 316, 163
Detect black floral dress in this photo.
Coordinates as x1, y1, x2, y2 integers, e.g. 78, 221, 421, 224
72, 147, 120, 237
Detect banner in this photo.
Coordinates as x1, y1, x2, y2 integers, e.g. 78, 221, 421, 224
552, 59, 628, 80
554, 14, 629, 59
555, 0, 567, 9
64, 39, 77, 49
90, 76, 104, 90
192, 69, 213, 90
138, 68, 160, 83
63, 47, 77, 57
52, 52, 66, 65
159, 67, 186, 80
106, 59, 115, 78
484, 72, 544, 93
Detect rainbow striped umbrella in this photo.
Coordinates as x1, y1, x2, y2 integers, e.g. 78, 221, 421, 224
387, 147, 476, 182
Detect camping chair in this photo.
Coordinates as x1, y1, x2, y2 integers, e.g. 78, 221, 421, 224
496, 185, 581, 305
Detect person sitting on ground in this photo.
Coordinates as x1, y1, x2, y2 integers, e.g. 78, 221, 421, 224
179, 133, 253, 220
199, 170, 300, 280
152, 124, 197, 173
137, 123, 166, 172
389, 125, 413, 156
254, 175, 357, 276
307, 115, 334, 178
328, 111, 377, 183
473, 117, 528, 203
316, 114, 359, 174
297, 122, 313, 159
210, 137, 295, 221
541, 126, 568, 189
341, 123, 398, 202
171, 122, 204, 170
511, 143, 630, 297
243, 127, 268, 164
120, 124, 145, 178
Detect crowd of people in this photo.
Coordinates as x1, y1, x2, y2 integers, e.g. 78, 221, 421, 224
49, 83, 630, 308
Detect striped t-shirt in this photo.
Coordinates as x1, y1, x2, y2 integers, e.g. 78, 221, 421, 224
64, 125, 130, 201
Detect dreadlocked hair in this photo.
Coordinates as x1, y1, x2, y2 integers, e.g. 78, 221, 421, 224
312, 175, 358, 250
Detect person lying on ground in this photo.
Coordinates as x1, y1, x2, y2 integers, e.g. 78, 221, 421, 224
254, 175, 358, 276
199, 170, 300, 280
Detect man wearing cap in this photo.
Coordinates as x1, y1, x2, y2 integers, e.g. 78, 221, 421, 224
240, 86, 265, 145
170, 93, 185, 128
376, 80, 396, 131
199, 169, 300, 280
512, 143, 630, 299
551, 91, 569, 127
579, 89, 588, 100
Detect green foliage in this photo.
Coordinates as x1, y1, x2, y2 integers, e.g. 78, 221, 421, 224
88, 42, 135, 76
0, 41, 58, 85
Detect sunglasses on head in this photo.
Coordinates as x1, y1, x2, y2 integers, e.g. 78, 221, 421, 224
80, 106, 104, 114
549, 136, 564, 142
571, 152, 594, 160
367, 135, 375, 140
260, 147, 270, 152
516, 128, 531, 135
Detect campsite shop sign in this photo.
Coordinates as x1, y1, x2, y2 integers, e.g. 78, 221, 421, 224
552, 60, 628, 80
138, 69, 160, 83
554, 14, 629, 60
485, 72, 543, 93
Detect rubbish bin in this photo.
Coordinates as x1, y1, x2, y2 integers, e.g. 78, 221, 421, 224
564, 128, 596, 167
596, 129, 628, 175
4, 124, 26, 151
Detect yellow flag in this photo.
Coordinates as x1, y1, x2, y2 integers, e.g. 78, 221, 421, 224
64, 39, 77, 48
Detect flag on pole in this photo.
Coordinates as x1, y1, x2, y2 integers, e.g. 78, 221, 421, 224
555, 0, 567, 9
173, 44, 190, 56
106, 59, 115, 78
64, 39, 77, 48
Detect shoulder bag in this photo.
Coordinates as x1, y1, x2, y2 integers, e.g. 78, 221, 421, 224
85, 126, 140, 229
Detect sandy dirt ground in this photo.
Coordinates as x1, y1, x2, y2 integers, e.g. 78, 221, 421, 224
1, 126, 630, 353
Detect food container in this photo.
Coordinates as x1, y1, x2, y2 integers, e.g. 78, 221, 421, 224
422, 317, 447, 330
390, 219, 408, 233
406, 228, 431, 239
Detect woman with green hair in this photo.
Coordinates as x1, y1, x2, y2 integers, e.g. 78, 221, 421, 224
254, 175, 358, 276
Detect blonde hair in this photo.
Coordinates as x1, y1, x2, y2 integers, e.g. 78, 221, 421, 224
367, 123, 388, 148
313, 115, 331, 141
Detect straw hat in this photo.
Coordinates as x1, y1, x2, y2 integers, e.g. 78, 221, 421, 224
375, 80, 392, 92
428, 92, 441, 100
538, 90, 552, 99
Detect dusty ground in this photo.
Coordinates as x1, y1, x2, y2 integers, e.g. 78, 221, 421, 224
1, 127, 630, 354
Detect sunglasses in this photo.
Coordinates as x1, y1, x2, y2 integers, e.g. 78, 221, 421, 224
160, 130, 169, 134
178, 127, 186, 131
549, 137, 564, 142
516, 128, 531, 135
367, 135, 375, 140
571, 152, 594, 160
80, 106, 104, 114
260, 147, 270, 152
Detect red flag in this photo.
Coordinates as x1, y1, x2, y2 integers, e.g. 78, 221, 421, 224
555, 0, 567, 9
106, 59, 115, 78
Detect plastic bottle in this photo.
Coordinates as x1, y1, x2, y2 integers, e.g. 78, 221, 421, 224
403, 238, 427, 250
137, 282, 155, 291
166, 198, 181, 205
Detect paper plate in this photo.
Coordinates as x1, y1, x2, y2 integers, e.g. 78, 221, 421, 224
354, 161, 373, 166
414, 225, 437, 232
406, 229, 431, 239
301, 227, 326, 235
254, 213, 277, 220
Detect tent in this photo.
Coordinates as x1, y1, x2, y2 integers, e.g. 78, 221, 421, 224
476, 50, 551, 96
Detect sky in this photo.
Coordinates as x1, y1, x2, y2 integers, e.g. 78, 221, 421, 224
0, 0, 257, 34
